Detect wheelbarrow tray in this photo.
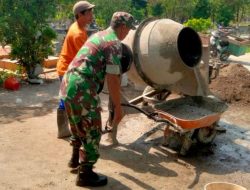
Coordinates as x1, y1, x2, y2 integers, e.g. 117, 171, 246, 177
153, 96, 228, 130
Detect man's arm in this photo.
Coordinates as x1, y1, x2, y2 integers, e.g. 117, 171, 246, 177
106, 73, 123, 125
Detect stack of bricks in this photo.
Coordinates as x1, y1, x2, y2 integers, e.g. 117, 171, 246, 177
0, 45, 58, 72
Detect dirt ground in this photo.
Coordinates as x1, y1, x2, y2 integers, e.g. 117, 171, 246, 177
0, 55, 250, 190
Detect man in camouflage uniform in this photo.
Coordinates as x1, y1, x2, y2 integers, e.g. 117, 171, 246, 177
59, 11, 136, 187
57, 1, 95, 139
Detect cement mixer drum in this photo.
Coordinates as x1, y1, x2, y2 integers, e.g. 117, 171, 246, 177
123, 18, 207, 96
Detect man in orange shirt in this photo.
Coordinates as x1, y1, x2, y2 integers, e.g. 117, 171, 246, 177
56, 1, 95, 167
57, 1, 95, 78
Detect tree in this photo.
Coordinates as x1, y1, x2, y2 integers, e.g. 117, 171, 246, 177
0, 0, 57, 79
209, 0, 249, 27
148, 0, 197, 22
231, 0, 250, 27
53, 0, 148, 28
132, 0, 147, 8
193, 0, 211, 19
91, 0, 133, 28
215, 1, 234, 26
147, 0, 165, 17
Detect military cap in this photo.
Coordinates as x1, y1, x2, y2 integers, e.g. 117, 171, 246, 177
111, 12, 136, 30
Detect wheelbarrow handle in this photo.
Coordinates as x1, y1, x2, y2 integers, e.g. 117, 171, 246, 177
121, 103, 177, 128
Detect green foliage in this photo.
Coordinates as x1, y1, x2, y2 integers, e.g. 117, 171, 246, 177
132, 0, 147, 8
193, 0, 211, 19
95, 18, 106, 29
184, 18, 212, 33
0, 69, 22, 86
147, 0, 197, 22
91, 0, 133, 27
0, 71, 12, 86
0, 0, 246, 66
209, 0, 250, 26
0, 0, 57, 78
147, 1, 165, 17
54, 0, 147, 28
53, 0, 249, 29
131, 7, 146, 22
214, 2, 234, 26
54, 0, 74, 21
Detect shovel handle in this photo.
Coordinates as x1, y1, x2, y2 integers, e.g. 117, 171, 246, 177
121, 103, 177, 129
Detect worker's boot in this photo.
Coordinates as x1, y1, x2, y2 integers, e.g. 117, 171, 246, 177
68, 146, 80, 168
76, 165, 108, 187
57, 108, 71, 138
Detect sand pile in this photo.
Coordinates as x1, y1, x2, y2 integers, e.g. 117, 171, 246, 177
209, 63, 250, 106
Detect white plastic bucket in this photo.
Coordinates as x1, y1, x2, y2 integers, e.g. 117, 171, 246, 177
204, 182, 247, 190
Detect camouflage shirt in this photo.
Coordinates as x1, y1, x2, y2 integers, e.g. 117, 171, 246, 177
59, 27, 122, 100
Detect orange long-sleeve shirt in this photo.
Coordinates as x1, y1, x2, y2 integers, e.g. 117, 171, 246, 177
57, 22, 88, 76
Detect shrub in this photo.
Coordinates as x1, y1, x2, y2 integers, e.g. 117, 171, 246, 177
0, 70, 21, 86
184, 18, 212, 33
0, 0, 57, 79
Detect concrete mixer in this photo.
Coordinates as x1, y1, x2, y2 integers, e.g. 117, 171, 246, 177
119, 18, 228, 155
122, 18, 209, 96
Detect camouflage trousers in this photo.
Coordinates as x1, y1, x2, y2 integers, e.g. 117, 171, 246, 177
63, 74, 102, 166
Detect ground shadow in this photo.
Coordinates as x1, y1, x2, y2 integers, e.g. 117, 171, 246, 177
100, 124, 178, 189
101, 119, 249, 189
101, 141, 177, 177
0, 79, 59, 124
0, 98, 57, 124
119, 173, 157, 190
72, 175, 132, 190
151, 121, 250, 189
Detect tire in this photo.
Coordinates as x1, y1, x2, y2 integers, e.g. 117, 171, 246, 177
196, 127, 217, 144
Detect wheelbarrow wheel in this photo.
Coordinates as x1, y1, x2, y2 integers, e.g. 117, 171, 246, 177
196, 126, 217, 144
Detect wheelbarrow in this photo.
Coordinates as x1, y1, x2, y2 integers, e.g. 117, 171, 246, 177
122, 95, 228, 155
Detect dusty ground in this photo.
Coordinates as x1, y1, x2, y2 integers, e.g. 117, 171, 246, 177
0, 54, 250, 190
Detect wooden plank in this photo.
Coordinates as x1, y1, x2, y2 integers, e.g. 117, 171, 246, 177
0, 59, 24, 72
227, 35, 250, 46
0, 56, 58, 72
43, 56, 58, 68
